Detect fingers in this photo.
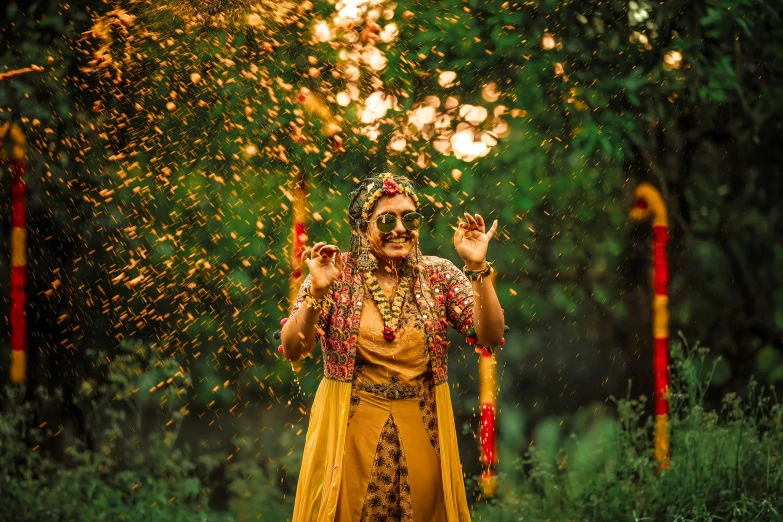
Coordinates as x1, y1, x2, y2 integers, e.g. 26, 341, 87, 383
307, 243, 341, 267
475, 213, 486, 232
453, 223, 465, 248
310, 242, 327, 259
320, 245, 340, 259
463, 212, 478, 231
486, 219, 499, 241
310, 242, 337, 258
333, 248, 344, 272
463, 212, 491, 233
464, 212, 489, 233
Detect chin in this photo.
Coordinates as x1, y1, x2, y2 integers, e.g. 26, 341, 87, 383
381, 247, 412, 260
383, 250, 411, 260
378, 237, 415, 261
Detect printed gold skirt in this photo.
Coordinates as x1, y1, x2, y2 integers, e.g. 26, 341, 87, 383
334, 386, 447, 522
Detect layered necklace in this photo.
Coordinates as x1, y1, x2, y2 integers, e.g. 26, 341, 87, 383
363, 270, 411, 342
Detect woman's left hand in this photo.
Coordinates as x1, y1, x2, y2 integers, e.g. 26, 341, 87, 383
453, 212, 498, 269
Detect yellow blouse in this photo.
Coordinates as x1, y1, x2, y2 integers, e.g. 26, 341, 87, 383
356, 293, 428, 387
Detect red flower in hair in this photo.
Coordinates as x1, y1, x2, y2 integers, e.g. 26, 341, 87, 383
383, 178, 399, 196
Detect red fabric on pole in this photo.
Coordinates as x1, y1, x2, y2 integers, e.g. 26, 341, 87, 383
292, 221, 306, 280
654, 337, 669, 416
10, 266, 26, 353
479, 404, 497, 465
10, 157, 27, 362
652, 225, 669, 417
652, 225, 669, 296
11, 160, 26, 226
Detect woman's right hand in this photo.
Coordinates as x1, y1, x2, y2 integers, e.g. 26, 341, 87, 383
304, 242, 343, 298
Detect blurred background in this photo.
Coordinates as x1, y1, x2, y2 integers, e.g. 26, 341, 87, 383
1, 0, 781, 520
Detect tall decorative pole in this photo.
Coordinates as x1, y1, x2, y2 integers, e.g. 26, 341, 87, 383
1, 66, 43, 385
630, 182, 671, 470
276, 92, 328, 360
290, 168, 308, 305
1, 122, 29, 384
277, 168, 309, 369
473, 271, 503, 497
477, 345, 499, 496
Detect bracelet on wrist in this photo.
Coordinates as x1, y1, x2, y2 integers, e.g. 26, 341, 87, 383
303, 285, 333, 313
466, 324, 509, 354
463, 260, 494, 281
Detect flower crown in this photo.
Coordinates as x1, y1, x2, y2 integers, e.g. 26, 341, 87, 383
360, 173, 420, 221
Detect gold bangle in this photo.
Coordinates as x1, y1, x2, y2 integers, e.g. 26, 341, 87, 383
303, 286, 333, 313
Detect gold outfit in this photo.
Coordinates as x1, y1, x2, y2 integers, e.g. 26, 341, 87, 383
290, 254, 473, 522
335, 295, 447, 521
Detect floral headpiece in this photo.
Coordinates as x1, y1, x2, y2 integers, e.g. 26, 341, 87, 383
360, 172, 420, 220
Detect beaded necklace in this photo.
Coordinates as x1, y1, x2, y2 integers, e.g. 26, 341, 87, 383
363, 271, 411, 341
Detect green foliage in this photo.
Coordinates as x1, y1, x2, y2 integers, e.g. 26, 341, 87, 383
2, 0, 782, 420
0, 341, 236, 521
3, 338, 781, 520
473, 339, 783, 521
2, 0, 783, 518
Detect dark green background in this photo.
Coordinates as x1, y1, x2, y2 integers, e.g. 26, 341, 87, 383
1, 0, 782, 519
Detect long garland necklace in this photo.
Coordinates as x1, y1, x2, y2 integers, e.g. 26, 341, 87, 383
363, 271, 411, 342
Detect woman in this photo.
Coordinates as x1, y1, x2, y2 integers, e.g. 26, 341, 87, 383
280, 173, 505, 522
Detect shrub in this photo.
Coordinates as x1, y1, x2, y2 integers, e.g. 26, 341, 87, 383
474, 338, 783, 521
0, 340, 234, 522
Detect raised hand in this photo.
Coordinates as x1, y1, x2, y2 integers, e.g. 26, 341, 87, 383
453, 212, 498, 269
304, 242, 343, 297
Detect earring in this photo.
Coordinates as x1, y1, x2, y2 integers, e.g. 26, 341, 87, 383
404, 240, 421, 277
357, 235, 377, 272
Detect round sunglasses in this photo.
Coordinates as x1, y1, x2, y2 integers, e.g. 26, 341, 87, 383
374, 212, 423, 233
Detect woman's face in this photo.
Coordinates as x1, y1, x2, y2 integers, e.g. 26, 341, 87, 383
366, 193, 419, 265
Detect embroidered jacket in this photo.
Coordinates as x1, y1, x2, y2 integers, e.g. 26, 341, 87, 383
288, 252, 474, 385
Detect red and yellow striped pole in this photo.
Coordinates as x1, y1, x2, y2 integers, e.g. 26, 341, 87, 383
477, 345, 498, 496
290, 169, 308, 306
476, 270, 503, 496
282, 169, 308, 370
1, 122, 29, 384
630, 183, 670, 470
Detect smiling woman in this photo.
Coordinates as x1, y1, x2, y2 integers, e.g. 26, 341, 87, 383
280, 173, 505, 522
364, 196, 421, 273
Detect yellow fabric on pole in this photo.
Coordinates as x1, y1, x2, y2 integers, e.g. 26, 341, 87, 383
654, 414, 670, 469
630, 183, 668, 227
478, 352, 496, 406
11, 227, 26, 267
10, 350, 25, 384
653, 295, 669, 339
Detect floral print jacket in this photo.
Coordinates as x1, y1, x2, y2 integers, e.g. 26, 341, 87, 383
288, 252, 474, 385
